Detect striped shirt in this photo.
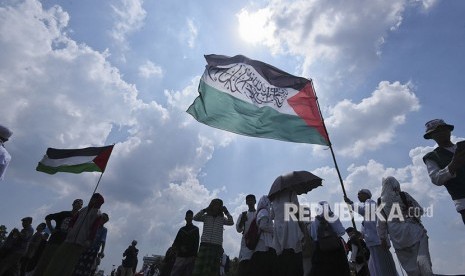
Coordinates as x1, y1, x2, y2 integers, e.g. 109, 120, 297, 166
193, 210, 234, 245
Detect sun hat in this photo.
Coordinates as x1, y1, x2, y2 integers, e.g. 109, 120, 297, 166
424, 119, 454, 139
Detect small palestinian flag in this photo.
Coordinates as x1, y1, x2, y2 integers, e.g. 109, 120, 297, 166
187, 54, 329, 145
36, 145, 114, 175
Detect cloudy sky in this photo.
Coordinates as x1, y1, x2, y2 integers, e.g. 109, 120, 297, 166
1, 0, 464, 274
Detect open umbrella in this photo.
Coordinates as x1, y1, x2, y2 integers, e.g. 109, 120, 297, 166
268, 171, 322, 199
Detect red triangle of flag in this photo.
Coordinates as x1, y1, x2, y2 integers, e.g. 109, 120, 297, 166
287, 82, 329, 143
93, 145, 114, 172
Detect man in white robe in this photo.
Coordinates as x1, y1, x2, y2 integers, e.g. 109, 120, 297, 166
0, 124, 12, 181
345, 189, 398, 276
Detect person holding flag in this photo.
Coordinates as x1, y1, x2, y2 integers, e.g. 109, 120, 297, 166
33, 199, 83, 276
43, 193, 105, 276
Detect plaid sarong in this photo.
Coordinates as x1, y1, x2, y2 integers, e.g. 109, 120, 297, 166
192, 243, 222, 276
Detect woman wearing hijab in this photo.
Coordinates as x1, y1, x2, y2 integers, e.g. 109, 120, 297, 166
249, 195, 276, 276
309, 201, 350, 276
271, 189, 304, 276
377, 176, 433, 276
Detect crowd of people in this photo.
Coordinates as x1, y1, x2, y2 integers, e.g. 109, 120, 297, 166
0, 194, 107, 276
1, 118, 464, 276
151, 119, 465, 276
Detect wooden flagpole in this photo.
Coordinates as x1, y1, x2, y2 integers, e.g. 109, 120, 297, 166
92, 172, 105, 195
310, 80, 357, 229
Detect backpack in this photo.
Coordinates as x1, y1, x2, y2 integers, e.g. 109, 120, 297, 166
316, 216, 341, 252
244, 209, 264, 250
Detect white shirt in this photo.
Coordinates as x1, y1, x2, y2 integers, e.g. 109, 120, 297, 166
424, 145, 456, 186
0, 143, 11, 181
236, 210, 256, 261
424, 144, 465, 211
271, 190, 303, 255
255, 210, 274, 252
354, 199, 381, 247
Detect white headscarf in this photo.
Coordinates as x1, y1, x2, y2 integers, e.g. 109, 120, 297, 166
381, 176, 403, 214
256, 195, 271, 222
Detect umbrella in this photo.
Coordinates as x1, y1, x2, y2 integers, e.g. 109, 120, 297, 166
268, 170, 322, 199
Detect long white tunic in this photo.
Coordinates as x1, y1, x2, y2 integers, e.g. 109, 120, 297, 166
0, 144, 11, 181
355, 199, 381, 247
255, 209, 274, 252
271, 190, 303, 255
236, 210, 256, 261
377, 192, 426, 250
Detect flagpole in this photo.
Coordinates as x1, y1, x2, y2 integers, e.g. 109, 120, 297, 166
92, 172, 104, 195
310, 80, 357, 229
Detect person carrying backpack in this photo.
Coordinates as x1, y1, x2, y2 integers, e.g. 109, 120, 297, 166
271, 190, 304, 276
309, 201, 350, 276
248, 195, 276, 276
235, 194, 257, 276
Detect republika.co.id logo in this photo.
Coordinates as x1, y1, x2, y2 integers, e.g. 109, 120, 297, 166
283, 202, 433, 222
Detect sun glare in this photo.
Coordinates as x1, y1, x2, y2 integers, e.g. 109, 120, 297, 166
237, 9, 269, 44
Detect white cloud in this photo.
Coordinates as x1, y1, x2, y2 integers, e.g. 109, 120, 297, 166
138, 60, 163, 79
0, 0, 227, 268
237, 8, 275, 45
237, 0, 419, 84
186, 18, 198, 48
325, 81, 420, 157
414, 0, 438, 11
2, 0, 462, 274
110, 0, 146, 47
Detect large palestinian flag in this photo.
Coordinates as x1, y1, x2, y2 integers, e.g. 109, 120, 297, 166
36, 145, 114, 175
187, 54, 329, 145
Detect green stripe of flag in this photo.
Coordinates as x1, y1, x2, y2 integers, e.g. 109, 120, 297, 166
36, 145, 114, 175
187, 80, 328, 145
36, 162, 102, 175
